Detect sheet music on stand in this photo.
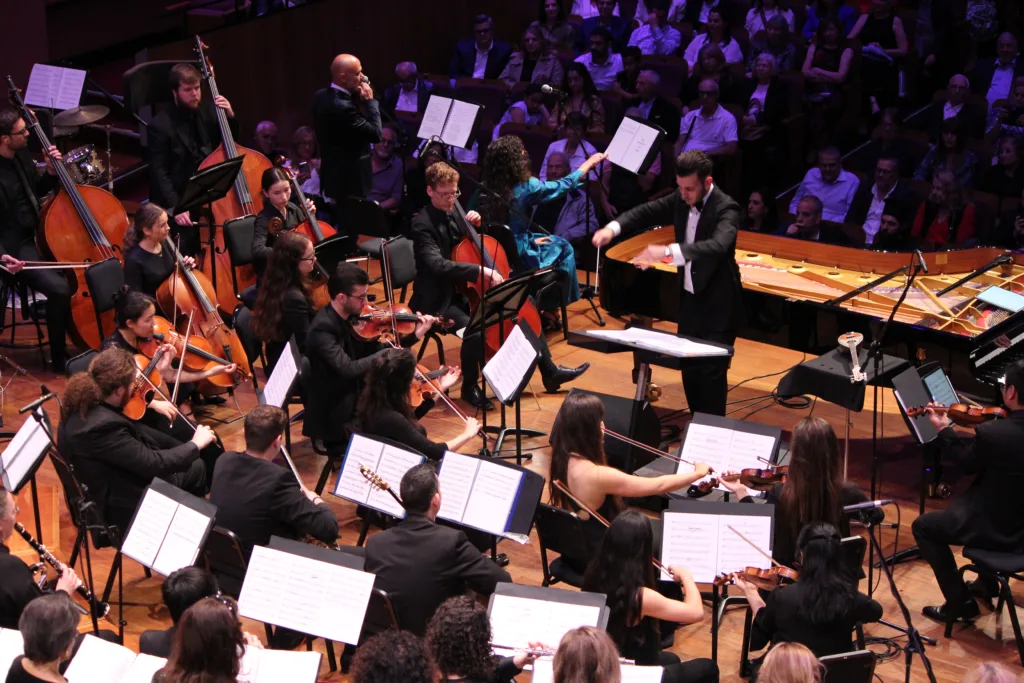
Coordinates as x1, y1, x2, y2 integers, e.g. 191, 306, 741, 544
0, 412, 51, 492
604, 116, 665, 174
584, 327, 731, 358
63, 634, 167, 683
120, 478, 217, 577
660, 500, 775, 584
417, 94, 483, 150
532, 658, 663, 683
0, 628, 23, 676
24, 64, 87, 111
332, 434, 424, 518
482, 322, 541, 405
677, 413, 781, 492
257, 337, 299, 408
239, 646, 322, 683
238, 536, 374, 646
488, 584, 609, 655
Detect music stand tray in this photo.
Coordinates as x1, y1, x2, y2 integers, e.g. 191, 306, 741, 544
174, 157, 244, 217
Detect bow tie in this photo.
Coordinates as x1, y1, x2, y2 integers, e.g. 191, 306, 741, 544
692, 199, 705, 212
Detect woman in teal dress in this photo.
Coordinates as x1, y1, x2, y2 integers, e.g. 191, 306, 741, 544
478, 135, 606, 322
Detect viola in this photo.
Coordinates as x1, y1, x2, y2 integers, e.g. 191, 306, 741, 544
7, 78, 128, 350
136, 316, 238, 389
906, 403, 1008, 427
269, 155, 337, 244
714, 566, 800, 591
409, 364, 448, 408
123, 352, 167, 421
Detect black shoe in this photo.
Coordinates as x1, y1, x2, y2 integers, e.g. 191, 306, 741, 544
922, 599, 980, 623
542, 362, 591, 393
462, 383, 494, 411
967, 579, 998, 604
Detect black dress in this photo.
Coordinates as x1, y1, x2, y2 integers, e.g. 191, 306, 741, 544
359, 401, 443, 460
616, 606, 719, 683
252, 202, 306, 276
5, 657, 49, 683
857, 13, 900, 107
123, 244, 174, 298
263, 286, 315, 370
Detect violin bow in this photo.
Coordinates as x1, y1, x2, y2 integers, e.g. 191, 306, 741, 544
601, 427, 701, 468
725, 524, 783, 569
170, 235, 182, 332
169, 308, 196, 409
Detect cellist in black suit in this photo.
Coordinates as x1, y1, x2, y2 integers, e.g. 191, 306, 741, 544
592, 150, 743, 417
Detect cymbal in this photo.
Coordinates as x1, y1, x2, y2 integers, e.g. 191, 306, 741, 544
52, 126, 78, 138
53, 105, 109, 127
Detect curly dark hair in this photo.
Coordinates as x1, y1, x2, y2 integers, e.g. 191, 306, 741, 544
352, 631, 434, 683
356, 347, 417, 429
426, 596, 497, 681
481, 135, 533, 225
62, 348, 136, 420
251, 231, 313, 342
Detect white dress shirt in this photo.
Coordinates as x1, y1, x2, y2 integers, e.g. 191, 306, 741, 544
679, 105, 738, 152
744, 6, 795, 35
863, 182, 897, 244
986, 58, 1017, 111
473, 42, 493, 79
628, 23, 683, 56
396, 85, 419, 113
575, 51, 625, 90
572, 0, 620, 18
636, 0, 689, 23
540, 138, 606, 181
683, 33, 745, 72
788, 167, 861, 223
942, 101, 964, 120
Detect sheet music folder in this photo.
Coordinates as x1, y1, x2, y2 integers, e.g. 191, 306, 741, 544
678, 413, 782, 491
568, 327, 733, 372
417, 94, 483, 150
482, 321, 542, 405
605, 115, 665, 175
488, 583, 609, 654
436, 451, 544, 540
0, 412, 51, 493
63, 633, 167, 683
24, 64, 86, 111
332, 433, 425, 519
120, 478, 216, 577
257, 336, 300, 408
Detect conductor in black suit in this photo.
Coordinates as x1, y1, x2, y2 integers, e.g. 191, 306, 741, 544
312, 54, 383, 206
364, 463, 511, 635
914, 359, 1024, 623
592, 150, 743, 417
147, 63, 237, 253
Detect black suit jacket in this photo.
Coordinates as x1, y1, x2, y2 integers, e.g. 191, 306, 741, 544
409, 204, 482, 315
448, 39, 513, 80
364, 513, 511, 635
969, 58, 1024, 97
844, 180, 914, 248
208, 451, 338, 560
139, 626, 176, 658
628, 97, 681, 144
614, 187, 744, 337
312, 86, 382, 202
0, 544, 41, 629
735, 77, 788, 138
57, 404, 202, 538
148, 102, 237, 212
383, 81, 434, 114
919, 101, 986, 140
934, 411, 1024, 549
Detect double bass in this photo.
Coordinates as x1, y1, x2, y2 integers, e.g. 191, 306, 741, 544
7, 77, 128, 350
193, 36, 269, 312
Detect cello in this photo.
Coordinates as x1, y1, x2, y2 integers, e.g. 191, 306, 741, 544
7, 77, 128, 350
193, 36, 269, 312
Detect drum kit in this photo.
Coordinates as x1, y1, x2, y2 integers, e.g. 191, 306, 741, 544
51, 104, 113, 190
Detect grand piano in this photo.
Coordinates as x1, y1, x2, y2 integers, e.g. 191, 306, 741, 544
601, 228, 1024, 390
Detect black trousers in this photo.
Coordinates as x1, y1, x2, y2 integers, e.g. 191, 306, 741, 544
661, 655, 719, 683
677, 324, 734, 417
911, 510, 995, 607
13, 243, 70, 361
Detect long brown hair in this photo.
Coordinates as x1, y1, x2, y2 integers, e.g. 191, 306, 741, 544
777, 417, 842, 538
251, 231, 314, 342
154, 597, 243, 683
480, 136, 532, 225
357, 347, 416, 428
124, 203, 167, 249
548, 392, 620, 512
61, 348, 136, 420
553, 627, 621, 683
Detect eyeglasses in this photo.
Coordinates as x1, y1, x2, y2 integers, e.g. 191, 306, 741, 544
433, 188, 461, 200
300, 255, 316, 263
8, 129, 29, 137
347, 291, 369, 301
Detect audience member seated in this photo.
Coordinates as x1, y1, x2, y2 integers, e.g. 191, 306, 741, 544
553, 627, 623, 683
495, 84, 551, 139
572, 0, 622, 19
909, 169, 977, 248
685, 0, 725, 27
351, 631, 435, 683
252, 120, 281, 159
574, 27, 624, 92
857, 107, 918, 178
802, 0, 859, 41
872, 199, 913, 250
629, 69, 681, 142
989, 186, 1024, 249
675, 79, 739, 157
285, 126, 323, 203
789, 147, 859, 222
970, 32, 1024, 112
500, 26, 565, 88
8, 594, 79, 683
846, 156, 913, 246
747, 15, 798, 73
426, 596, 540, 683
745, 0, 795, 36
680, 43, 736, 113
542, 113, 609, 182
577, 0, 632, 54
914, 117, 980, 188
538, 151, 604, 241
140, 567, 219, 658
384, 62, 433, 114
962, 662, 1024, 683
449, 13, 512, 80
366, 124, 403, 214
404, 142, 450, 218
683, 9, 744, 73
742, 188, 779, 233
152, 597, 262, 683
737, 53, 788, 191
783, 195, 827, 241
612, 46, 643, 97
987, 78, 1024, 139
552, 63, 607, 133
628, 1, 682, 57
733, 522, 883, 658
920, 74, 986, 140
757, 642, 824, 683
532, 0, 577, 51
364, 463, 511, 635
980, 136, 1024, 203
802, 16, 854, 135
849, 0, 908, 115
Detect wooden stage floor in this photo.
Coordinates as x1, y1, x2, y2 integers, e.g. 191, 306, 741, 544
3, 283, 1020, 682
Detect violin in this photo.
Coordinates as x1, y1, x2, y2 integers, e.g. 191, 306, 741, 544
409, 364, 449, 408
720, 466, 789, 490
906, 403, 1008, 427
269, 155, 337, 244
136, 316, 237, 389
123, 352, 167, 421
350, 303, 450, 342
714, 566, 800, 591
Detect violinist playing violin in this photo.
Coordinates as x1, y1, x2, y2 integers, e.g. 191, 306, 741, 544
0, 108, 70, 371
912, 359, 1024, 625
252, 167, 318, 278
409, 161, 590, 411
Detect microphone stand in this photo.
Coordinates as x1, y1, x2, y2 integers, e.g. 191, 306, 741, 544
580, 145, 606, 326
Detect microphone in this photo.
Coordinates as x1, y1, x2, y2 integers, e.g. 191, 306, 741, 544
360, 75, 371, 86
19, 393, 56, 415
541, 84, 566, 96
914, 249, 929, 274
842, 499, 893, 512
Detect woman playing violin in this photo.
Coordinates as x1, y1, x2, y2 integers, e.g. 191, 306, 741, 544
251, 232, 319, 369
252, 167, 317, 277
581, 511, 718, 683
123, 204, 196, 299
719, 417, 870, 568
355, 347, 480, 461
730, 522, 882, 661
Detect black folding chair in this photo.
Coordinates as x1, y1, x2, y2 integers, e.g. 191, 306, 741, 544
381, 237, 445, 365
819, 649, 876, 683
533, 503, 591, 588
84, 258, 125, 341
66, 350, 98, 376
223, 215, 258, 308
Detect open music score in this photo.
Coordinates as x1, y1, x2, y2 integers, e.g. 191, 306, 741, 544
238, 537, 374, 646
417, 94, 482, 150
604, 115, 664, 175
585, 327, 731, 358
660, 501, 774, 584
258, 338, 299, 408
24, 63, 86, 111
238, 647, 322, 683
678, 416, 780, 493
332, 435, 424, 519
120, 479, 216, 577
437, 451, 524, 537
0, 629, 23, 676
488, 585, 608, 654
482, 323, 540, 405
532, 658, 663, 683
63, 634, 167, 683
0, 413, 50, 492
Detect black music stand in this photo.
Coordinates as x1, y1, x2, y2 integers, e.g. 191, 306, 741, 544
464, 270, 551, 463
174, 157, 245, 292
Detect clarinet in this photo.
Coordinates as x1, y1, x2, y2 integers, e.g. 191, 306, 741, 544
13, 522, 109, 617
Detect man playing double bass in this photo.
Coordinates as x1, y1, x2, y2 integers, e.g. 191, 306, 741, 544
148, 63, 237, 255
0, 108, 71, 371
